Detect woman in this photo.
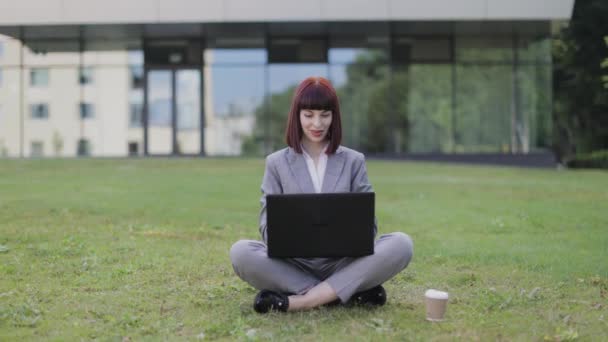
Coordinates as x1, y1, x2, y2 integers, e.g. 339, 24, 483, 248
230, 77, 413, 313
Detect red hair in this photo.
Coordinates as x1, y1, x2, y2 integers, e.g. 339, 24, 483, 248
285, 77, 342, 154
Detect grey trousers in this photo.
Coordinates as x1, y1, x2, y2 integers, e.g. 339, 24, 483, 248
230, 232, 413, 303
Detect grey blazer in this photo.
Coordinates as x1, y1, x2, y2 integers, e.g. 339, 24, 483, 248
259, 145, 378, 243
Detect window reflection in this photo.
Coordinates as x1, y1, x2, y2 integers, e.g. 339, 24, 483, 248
147, 70, 172, 154
0, 30, 555, 158
127, 49, 144, 155
30, 68, 49, 87
206, 65, 265, 156
329, 46, 389, 153
406, 65, 453, 153
455, 65, 513, 152
176, 69, 201, 154
518, 65, 552, 151
456, 36, 514, 62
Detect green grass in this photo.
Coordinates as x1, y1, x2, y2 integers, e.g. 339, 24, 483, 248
0, 158, 607, 341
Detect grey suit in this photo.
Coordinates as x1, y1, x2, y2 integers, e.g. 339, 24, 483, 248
230, 146, 413, 302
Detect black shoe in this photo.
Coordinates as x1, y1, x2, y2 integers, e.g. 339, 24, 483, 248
253, 290, 289, 313
350, 285, 387, 306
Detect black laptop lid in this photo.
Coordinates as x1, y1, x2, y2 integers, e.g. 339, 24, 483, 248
266, 192, 375, 258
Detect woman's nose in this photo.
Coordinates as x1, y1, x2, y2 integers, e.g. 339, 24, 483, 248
313, 116, 322, 127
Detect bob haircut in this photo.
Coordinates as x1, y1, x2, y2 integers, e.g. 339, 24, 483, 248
285, 76, 342, 154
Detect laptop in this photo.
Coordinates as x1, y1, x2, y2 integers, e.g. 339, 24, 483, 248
266, 192, 375, 258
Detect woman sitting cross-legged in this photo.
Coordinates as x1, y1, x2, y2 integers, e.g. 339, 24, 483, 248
230, 76, 413, 313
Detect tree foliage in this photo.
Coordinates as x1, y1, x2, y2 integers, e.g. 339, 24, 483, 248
553, 0, 608, 161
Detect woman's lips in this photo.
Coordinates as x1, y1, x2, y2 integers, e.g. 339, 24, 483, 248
311, 130, 323, 137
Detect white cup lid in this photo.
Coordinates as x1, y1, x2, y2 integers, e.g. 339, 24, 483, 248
425, 289, 449, 300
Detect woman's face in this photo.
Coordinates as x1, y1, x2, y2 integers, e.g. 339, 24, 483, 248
300, 109, 332, 144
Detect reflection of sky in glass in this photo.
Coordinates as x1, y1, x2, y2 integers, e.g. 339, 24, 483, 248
128, 50, 144, 65
177, 70, 200, 130
329, 65, 347, 87
329, 48, 363, 64
148, 70, 171, 126
211, 66, 264, 117
269, 64, 328, 94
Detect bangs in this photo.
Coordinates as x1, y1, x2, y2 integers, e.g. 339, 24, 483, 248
297, 84, 335, 111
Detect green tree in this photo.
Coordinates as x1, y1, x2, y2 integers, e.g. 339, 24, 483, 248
553, 0, 608, 161
241, 85, 296, 156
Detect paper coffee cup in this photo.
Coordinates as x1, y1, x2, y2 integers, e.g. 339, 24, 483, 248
425, 289, 448, 322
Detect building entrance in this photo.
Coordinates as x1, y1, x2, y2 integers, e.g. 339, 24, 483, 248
144, 40, 203, 155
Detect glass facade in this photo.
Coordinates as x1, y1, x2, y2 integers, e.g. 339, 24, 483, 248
0, 23, 553, 158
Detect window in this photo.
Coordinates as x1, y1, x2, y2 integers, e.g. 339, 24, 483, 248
130, 66, 143, 89
30, 141, 44, 157
128, 142, 139, 156
30, 103, 49, 119
79, 103, 94, 119
30, 68, 49, 87
79, 67, 94, 85
77, 139, 91, 156
129, 103, 143, 127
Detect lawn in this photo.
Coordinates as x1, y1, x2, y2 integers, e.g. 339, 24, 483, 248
0, 158, 607, 341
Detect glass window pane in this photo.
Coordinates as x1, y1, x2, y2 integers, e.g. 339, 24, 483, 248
147, 70, 172, 154
329, 48, 388, 64
79, 67, 94, 85
204, 48, 267, 65
30, 103, 49, 119
205, 66, 265, 156
455, 65, 513, 152
331, 64, 391, 152
456, 36, 513, 62
518, 65, 552, 152
330, 51, 390, 153
79, 103, 94, 119
176, 69, 201, 154
518, 37, 551, 63
406, 64, 453, 153
128, 50, 144, 66
30, 68, 49, 87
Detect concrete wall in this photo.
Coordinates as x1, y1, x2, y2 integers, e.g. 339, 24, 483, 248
0, 0, 575, 25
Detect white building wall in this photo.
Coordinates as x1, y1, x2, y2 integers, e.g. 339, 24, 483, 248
0, 0, 575, 25
23, 67, 81, 157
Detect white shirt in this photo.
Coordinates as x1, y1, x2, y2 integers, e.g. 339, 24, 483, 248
301, 143, 329, 193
